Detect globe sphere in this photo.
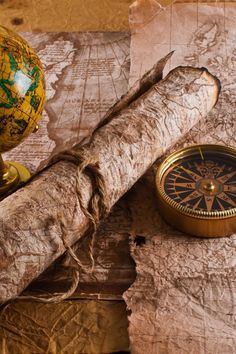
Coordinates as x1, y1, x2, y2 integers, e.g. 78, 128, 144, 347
0, 26, 45, 152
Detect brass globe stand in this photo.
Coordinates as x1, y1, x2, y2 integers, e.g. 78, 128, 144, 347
0, 154, 31, 195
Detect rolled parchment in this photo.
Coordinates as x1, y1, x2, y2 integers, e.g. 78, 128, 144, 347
0, 63, 220, 303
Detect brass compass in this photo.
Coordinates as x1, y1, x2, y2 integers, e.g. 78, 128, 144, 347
156, 144, 236, 237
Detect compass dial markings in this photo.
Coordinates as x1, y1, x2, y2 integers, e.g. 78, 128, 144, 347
171, 162, 202, 182
217, 164, 227, 177
170, 168, 193, 182
214, 197, 225, 212
180, 190, 201, 204
204, 195, 215, 212
227, 192, 236, 202
179, 165, 202, 182
191, 195, 204, 210
218, 171, 236, 184
168, 189, 194, 198
224, 184, 236, 193
193, 161, 204, 176
224, 184, 236, 196
166, 182, 196, 189
162, 148, 236, 214
217, 192, 236, 208
225, 179, 236, 185
175, 174, 194, 183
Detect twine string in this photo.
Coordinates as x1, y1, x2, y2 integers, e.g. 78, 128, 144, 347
19, 148, 110, 303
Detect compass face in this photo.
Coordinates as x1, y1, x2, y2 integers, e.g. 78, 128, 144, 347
161, 148, 236, 214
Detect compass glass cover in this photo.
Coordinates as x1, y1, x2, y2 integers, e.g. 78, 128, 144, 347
162, 150, 236, 213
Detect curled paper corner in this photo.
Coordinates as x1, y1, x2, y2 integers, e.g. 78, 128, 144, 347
129, 0, 177, 32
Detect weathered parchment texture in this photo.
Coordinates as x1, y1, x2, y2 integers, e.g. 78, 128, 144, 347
125, 1, 236, 353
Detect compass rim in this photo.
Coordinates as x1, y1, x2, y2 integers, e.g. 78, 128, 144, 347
156, 144, 236, 220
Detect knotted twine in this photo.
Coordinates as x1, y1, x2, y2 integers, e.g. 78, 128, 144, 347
19, 148, 110, 302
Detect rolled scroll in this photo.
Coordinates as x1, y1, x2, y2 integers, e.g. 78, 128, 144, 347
0, 63, 220, 303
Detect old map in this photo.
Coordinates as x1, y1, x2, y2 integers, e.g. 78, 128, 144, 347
125, 1, 236, 353
4, 32, 130, 173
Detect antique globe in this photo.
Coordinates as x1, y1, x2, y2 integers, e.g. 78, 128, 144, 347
0, 26, 45, 195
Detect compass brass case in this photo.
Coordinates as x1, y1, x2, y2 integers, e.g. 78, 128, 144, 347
0, 154, 30, 196
156, 144, 236, 237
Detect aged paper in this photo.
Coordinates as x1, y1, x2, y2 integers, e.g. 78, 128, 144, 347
4, 32, 130, 173
124, 1, 236, 353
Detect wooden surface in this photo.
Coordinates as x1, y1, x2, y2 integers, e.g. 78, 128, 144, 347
1, 0, 133, 31
0, 0, 184, 32
1, 0, 230, 32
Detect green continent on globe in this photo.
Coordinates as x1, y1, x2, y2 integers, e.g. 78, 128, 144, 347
0, 26, 45, 152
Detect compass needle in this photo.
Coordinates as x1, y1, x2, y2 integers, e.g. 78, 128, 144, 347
199, 147, 204, 161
